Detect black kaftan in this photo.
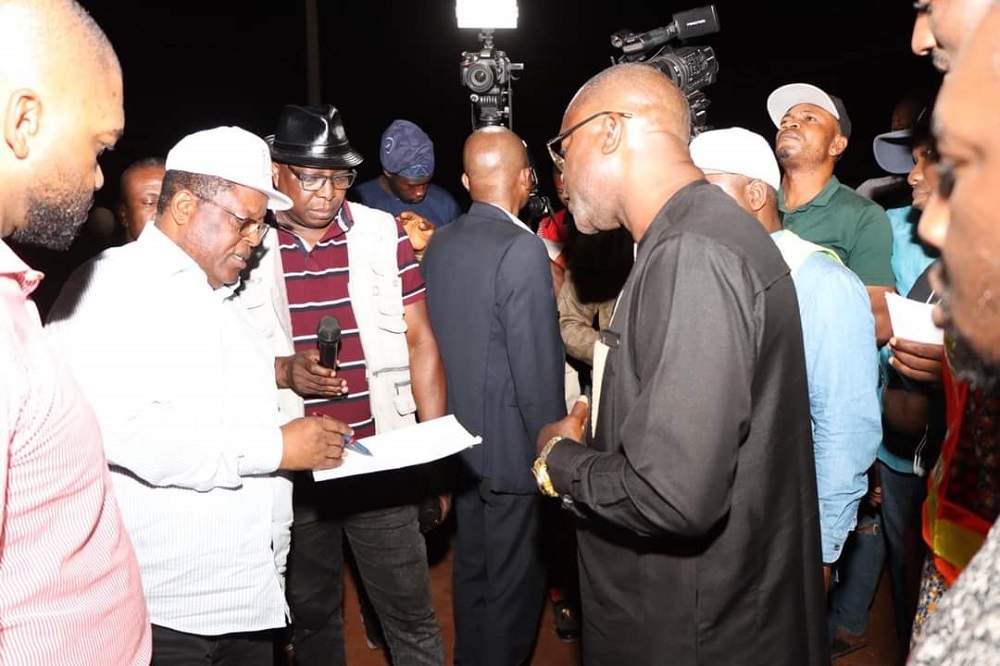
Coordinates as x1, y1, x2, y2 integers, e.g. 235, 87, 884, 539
547, 180, 828, 665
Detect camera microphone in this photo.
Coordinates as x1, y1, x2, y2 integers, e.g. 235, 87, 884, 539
317, 316, 341, 370
620, 5, 720, 55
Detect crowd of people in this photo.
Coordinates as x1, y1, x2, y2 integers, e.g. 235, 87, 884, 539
3, 0, 1000, 665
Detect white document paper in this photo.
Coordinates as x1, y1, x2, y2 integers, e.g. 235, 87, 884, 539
312, 414, 481, 482
885, 292, 944, 345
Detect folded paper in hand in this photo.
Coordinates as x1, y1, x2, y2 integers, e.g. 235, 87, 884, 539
885, 292, 944, 346
313, 414, 481, 482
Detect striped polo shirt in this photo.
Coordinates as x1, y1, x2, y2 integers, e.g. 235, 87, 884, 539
277, 202, 425, 438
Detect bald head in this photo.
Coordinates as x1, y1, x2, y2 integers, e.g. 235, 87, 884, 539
568, 63, 692, 144
555, 63, 703, 239
0, 0, 119, 85
0, 0, 123, 245
463, 127, 530, 181
461, 126, 533, 214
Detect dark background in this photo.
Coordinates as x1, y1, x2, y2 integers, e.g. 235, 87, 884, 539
82, 0, 939, 210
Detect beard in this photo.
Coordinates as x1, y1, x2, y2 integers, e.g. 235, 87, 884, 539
775, 146, 794, 161
10, 183, 94, 250
946, 331, 1000, 391
936, 262, 1000, 390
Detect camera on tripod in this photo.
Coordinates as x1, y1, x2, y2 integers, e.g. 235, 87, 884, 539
459, 29, 523, 129
611, 5, 721, 135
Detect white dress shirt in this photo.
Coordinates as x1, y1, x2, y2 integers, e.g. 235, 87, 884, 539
46, 225, 292, 636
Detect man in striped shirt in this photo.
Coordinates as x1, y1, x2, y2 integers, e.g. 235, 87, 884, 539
238, 104, 448, 665
0, 1, 150, 663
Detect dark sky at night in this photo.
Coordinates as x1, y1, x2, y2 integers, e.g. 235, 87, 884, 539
82, 0, 940, 210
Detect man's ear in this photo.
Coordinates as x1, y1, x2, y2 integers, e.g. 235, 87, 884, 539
461, 172, 470, 193
521, 166, 535, 192
600, 113, 626, 156
829, 135, 848, 159
745, 179, 769, 213
271, 161, 281, 188
168, 190, 197, 226
3, 89, 42, 160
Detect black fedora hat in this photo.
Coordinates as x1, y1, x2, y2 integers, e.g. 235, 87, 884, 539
266, 105, 364, 169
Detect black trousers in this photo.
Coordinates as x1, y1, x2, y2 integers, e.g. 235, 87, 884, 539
452, 477, 546, 666
151, 624, 275, 666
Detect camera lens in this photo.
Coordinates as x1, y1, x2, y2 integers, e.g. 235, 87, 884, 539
465, 62, 495, 94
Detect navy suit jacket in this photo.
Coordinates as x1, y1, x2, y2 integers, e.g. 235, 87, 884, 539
422, 202, 567, 494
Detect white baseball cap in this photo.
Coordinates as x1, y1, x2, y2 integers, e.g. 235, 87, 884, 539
165, 126, 293, 210
766, 83, 852, 138
690, 127, 781, 191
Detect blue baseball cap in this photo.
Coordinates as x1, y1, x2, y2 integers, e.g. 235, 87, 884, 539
380, 119, 435, 179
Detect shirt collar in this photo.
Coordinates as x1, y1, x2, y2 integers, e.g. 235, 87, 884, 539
274, 202, 354, 246
139, 224, 238, 298
0, 239, 44, 296
778, 175, 842, 214
485, 203, 533, 234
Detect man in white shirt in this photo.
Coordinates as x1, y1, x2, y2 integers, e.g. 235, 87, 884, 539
46, 126, 353, 665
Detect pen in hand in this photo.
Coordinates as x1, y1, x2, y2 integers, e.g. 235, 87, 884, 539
342, 433, 373, 456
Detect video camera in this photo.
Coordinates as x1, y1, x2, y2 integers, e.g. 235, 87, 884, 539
611, 5, 721, 135
459, 29, 523, 130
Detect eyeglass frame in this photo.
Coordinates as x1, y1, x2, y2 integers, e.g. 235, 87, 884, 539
192, 193, 270, 241
546, 110, 635, 172
284, 164, 358, 192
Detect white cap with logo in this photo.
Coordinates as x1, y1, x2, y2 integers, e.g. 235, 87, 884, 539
165, 126, 293, 211
689, 127, 782, 191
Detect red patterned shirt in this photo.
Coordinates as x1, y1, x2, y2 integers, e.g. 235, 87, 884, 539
0, 240, 150, 664
277, 202, 425, 438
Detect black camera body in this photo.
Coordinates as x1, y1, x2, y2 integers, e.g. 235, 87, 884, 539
460, 46, 520, 94
459, 30, 523, 129
612, 5, 721, 135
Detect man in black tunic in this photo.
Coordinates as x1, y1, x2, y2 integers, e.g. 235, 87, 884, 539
533, 63, 829, 665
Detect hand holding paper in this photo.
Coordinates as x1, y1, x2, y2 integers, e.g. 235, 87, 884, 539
885, 292, 944, 346
313, 415, 481, 481
888, 337, 945, 384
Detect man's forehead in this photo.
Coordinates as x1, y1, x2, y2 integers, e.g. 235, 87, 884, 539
282, 164, 351, 175
782, 103, 836, 119
88, 74, 125, 138
129, 165, 165, 180
393, 174, 432, 186
561, 105, 587, 130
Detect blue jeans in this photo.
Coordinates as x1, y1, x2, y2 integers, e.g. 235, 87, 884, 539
286, 497, 444, 665
879, 461, 928, 651
828, 501, 885, 637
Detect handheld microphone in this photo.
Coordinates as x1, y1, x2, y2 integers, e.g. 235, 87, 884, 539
316, 316, 341, 370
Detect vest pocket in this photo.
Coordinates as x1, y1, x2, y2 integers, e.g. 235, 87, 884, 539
371, 366, 418, 416
374, 277, 407, 334
392, 378, 417, 416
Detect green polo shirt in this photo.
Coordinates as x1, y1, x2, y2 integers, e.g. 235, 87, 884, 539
779, 176, 895, 287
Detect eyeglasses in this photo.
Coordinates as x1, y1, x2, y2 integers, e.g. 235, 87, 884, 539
286, 165, 357, 192
194, 194, 270, 240
546, 110, 635, 171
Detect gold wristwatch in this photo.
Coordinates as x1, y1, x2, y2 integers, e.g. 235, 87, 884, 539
533, 436, 563, 497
